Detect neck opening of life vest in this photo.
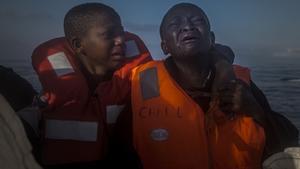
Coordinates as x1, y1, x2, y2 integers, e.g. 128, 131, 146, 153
263, 147, 300, 169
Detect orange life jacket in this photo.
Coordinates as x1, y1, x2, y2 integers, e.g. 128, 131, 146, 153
131, 61, 265, 169
32, 31, 151, 165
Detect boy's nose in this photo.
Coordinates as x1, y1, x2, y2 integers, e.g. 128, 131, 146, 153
114, 35, 125, 46
181, 19, 196, 32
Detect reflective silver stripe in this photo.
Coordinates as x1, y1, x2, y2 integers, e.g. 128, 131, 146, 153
151, 128, 169, 141
47, 52, 74, 76
139, 67, 160, 100
125, 40, 140, 58
106, 105, 125, 124
45, 120, 98, 141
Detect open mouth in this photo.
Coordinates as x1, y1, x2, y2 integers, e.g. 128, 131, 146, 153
111, 47, 125, 60
181, 35, 199, 43
112, 51, 124, 56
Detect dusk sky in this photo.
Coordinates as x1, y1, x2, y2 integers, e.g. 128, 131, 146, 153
1, 0, 300, 61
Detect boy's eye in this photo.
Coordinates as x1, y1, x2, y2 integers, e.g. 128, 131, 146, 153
167, 21, 180, 29
100, 26, 124, 39
115, 26, 125, 36
191, 17, 205, 24
100, 30, 114, 39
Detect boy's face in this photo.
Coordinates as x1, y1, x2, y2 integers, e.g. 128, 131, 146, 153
161, 5, 214, 60
80, 15, 125, 71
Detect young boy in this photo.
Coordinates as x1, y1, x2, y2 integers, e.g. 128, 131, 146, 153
113, 3, 298, 169
32, 3, 151, 168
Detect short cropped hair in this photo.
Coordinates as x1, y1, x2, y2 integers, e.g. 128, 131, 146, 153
159, 3, 210, 39
64, 3, 120, 41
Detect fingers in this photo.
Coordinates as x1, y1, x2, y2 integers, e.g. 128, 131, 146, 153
217, 79, 237, 92
218, 102, 237, 120
218, 80, 237, 104
217, 79, 242, 114
219, 95, 234, 104
219, 101, 240, 112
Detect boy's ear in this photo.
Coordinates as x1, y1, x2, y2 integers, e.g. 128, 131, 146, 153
210, 31, 215, 47
70, 37, 83, 53
161, 40, 169, 55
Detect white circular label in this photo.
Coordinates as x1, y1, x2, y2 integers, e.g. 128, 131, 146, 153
151, 128, 169, 141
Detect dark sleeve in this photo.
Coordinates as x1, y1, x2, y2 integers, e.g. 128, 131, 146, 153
0, 65, 37, 111
107, 102, 143, 169
250, 81, 299, 159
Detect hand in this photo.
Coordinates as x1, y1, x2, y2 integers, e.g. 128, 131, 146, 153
218, 79, 266, 124
211, 57, 235, 95
210, 44, 235, 64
